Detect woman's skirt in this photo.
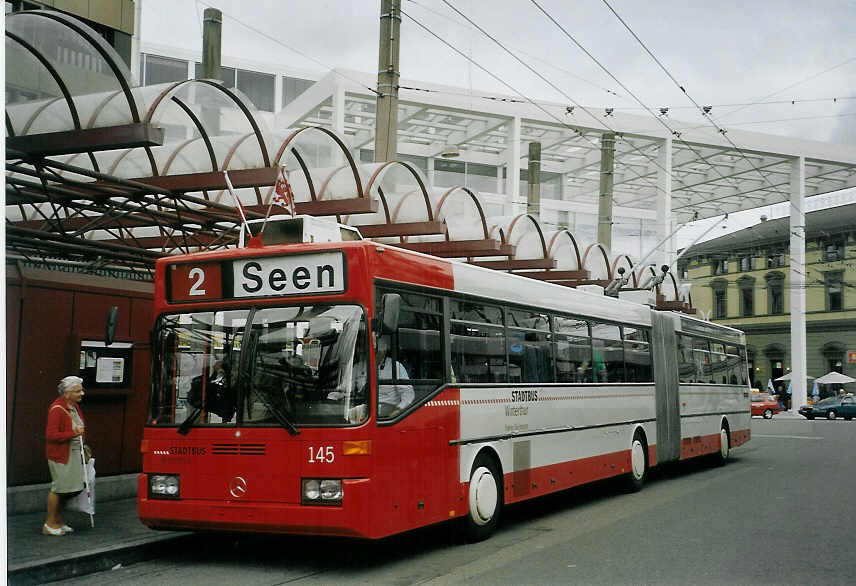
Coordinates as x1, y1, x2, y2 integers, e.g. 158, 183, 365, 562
48, 441, 84, 494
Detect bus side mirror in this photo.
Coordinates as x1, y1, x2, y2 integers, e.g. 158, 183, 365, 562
105, 306, 119, 346
378, 293, 401, 334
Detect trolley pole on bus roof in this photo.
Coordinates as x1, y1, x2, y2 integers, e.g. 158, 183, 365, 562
375, 0, 401, 162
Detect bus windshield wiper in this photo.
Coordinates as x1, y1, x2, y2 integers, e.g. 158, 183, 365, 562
177, 407, 201, 435
248, 380, 300, 436
241, 325, 300, 436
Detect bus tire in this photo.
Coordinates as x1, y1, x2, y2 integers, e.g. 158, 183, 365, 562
714, 423, 730, 466
624, 430, 648, 492
463, 453, 503, 542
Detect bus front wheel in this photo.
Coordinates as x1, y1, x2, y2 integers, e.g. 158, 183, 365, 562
463, 453, 503, 542
714, 424, 730, 466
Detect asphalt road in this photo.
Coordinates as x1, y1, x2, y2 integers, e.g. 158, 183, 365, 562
58, 417, 856, 585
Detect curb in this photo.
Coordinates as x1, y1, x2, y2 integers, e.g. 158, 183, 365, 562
8, 532, 193, 585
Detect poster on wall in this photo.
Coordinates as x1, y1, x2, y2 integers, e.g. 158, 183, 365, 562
96, 357, 125, 383
79, 340, 133, 388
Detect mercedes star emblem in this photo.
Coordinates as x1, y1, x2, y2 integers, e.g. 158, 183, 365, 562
229, 476, 248, 498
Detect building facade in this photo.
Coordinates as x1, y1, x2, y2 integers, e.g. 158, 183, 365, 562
680, 205, 856, 398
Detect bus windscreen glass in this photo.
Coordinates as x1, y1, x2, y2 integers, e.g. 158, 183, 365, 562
149, 304, 369, 428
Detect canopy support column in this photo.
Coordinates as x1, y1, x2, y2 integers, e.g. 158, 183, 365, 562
789, 156, 808, 413
597, 133, 615, 252
656, 137, 674, 268
374, 0, 401, 162
505, 116, 521, 215
332, 83, 346, 165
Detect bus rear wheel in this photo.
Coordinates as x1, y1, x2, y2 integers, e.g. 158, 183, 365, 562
463, 453, 503, 542
624, 431, 648, 492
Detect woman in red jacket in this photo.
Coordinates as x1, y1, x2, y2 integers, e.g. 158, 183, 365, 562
44, 376, 86, 536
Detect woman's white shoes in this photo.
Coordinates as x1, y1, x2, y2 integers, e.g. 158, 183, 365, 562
42, 523, 64, 536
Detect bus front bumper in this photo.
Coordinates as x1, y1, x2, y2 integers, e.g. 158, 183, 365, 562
137, 474, 375, 538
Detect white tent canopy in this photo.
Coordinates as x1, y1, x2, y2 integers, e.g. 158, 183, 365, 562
775, 373, 815, 382
814, 372, 856, 385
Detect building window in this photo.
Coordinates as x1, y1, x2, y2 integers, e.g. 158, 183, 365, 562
826, 272, 844, 311
236, 69, 275, 112
823, 240, 845, 261
711, 279, 728, 319
766, 248, 785, 268
739, 255, 755, 272
282, 76, 314, 108
519, 169, 563, 201
144, 54, 188, 86
712, 258, 728, 275
715, 289, 727, 318
738, 276, 755, 317
766, 273, 784, 315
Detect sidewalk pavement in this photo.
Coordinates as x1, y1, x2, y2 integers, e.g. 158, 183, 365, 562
7, 497, 192, 585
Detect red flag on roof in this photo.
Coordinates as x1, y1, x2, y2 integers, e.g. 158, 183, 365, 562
273, 167, 296, 218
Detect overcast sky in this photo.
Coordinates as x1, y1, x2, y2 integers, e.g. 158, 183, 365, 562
142, 0, 855, 145
141, 1, 856, 245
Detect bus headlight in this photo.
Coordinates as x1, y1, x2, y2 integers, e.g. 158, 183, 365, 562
301, 478, 342, 505
320, 479, 343, 501
149, 474, 180, 499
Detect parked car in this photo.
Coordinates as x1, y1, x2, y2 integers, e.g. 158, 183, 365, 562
751, 392, 780, 419
798, 395, 856, 420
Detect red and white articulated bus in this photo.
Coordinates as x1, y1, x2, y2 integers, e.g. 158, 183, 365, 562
138, 218, 750, 541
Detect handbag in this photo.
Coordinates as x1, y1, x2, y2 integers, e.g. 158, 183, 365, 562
65, 457, 96, 515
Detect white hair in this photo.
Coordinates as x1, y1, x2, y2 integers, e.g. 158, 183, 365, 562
57, 375, 83, 395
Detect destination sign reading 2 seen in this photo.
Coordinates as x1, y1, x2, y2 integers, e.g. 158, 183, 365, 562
168, 252, 345, 302
233, 252, 345, 298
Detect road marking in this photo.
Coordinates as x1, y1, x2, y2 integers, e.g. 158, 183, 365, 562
753, 434, 824, 440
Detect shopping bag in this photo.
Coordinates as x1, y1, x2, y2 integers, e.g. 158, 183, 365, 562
65, 457, 96, 516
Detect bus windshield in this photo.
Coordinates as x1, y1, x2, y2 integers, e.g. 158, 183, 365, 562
149, 304, 369, 429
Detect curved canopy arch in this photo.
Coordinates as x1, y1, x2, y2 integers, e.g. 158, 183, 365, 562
546, 229, 583, 270
431, 186, 490, 242
581, 243, 612, 280
658, 272, 682, 302
4, 34, 80, 135
492, 214, 549, 261
611, 254, 637, 287
6, 10, 139, 129
272, 126, 364, 208
341, 161, 436, 242
146, 79, 270, 167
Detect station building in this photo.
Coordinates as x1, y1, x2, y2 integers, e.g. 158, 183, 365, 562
679, 205, 856, 394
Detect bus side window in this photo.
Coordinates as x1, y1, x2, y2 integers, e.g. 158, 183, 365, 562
554, 317, 591, 383
507, 309, 552, 383
623, 327, 652, 383
450, 300, 505, 383
677, 335, 694, 384
377, 289, 443, 409
591, 322, 623, 383
692, 337, 711, 384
